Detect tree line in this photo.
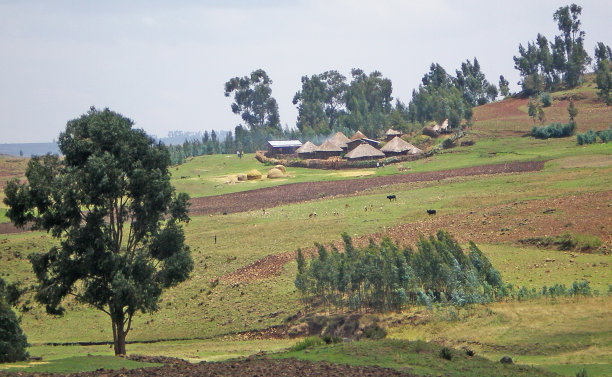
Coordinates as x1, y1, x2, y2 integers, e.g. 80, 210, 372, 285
295, 230, 505, 312
167, 3, 609, 164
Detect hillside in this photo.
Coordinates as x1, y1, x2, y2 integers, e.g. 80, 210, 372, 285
1, 82, 612, 376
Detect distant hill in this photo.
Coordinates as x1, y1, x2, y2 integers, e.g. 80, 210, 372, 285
0, 142, 59, 157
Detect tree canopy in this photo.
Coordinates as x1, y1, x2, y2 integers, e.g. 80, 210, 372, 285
3, 107, 193, 355
224, 69, 281, 133
0, 277, 29, 363
514, 3, 591, 94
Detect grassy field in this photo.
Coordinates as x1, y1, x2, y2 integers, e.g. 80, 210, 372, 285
0, 83, 611, 375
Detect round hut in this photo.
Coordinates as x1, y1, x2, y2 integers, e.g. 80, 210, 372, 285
344, 143, 385, 161
381, 136, 423, 156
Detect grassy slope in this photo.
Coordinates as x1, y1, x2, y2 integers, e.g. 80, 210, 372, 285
1, 82, 611, 375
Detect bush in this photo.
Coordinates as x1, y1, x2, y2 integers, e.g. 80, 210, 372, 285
532, 121, 576, 139
599, 126, 612, 142
0, 278, 29, 363
577, 129, 598, 145
290, 336, 325, 351
439, 347, 453, 360
576, 368, 588, 377
362, 323, 387, 340
540, 92, 552, 107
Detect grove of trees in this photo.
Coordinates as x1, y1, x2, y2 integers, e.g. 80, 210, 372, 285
3, 107, 194, 355
295, 231, 504, 311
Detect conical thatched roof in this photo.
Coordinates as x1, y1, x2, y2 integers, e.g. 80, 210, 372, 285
316, 140, 343, 152
345, 143, 385, 160
381, 136, 423, 155
329, 132, 350, 149
349, 130, 367, 141
296, 141, 317, 154
385, 128, 401, 136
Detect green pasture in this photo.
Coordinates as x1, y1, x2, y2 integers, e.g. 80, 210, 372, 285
1, 87, 611, 375
0, 355, 162, 373
1, 154, 611, 344
275, 339, 557, 376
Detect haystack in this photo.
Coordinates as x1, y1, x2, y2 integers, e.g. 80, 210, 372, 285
246, 169, 262, 180
274, 165, 286, 173
237, 173, 247, 181
267, 168, 284, 179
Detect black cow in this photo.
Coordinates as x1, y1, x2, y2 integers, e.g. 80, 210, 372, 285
387, 195, 397, 201
427, 209, 436, 215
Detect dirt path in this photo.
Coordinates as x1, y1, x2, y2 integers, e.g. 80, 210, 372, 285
4, 358, 414, 377
222, 190, 612, 284
189, 161, 545, 216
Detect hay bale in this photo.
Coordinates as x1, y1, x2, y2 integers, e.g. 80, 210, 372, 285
246, 169, 262, 180
267, 168, 284, 179
274, 164, 286, 173
237, 173, 247, 181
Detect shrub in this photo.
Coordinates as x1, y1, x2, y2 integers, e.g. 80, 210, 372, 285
532, 122, 576, 139
576, 368, 588, 377
0, 278, 29, 363
290, 336, 325, 351
465, 349, 475, 357
321, 334, 342, 344
362, 323, 387, 340
577, 129, 598, 145
599, 126, 612, 142
439, 347, 453, 360
540, 92, 552, 107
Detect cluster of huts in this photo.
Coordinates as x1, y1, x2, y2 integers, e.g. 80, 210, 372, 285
267, 129, 423, 161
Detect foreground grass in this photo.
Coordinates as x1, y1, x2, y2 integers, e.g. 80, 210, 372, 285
274, 339, 558, 376
387, 297, 612, 376
0, 355, 162, 373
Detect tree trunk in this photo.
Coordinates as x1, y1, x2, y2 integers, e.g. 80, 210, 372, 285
111, 318, 127, 356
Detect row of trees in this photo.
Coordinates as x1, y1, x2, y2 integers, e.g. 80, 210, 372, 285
163, 4, 609, 159
221, 61, 498, 153
513, 3, 610, 97
295, 231, 504, 312
407, 59, 500, 129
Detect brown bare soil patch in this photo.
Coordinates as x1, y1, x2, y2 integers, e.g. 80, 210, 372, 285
189, 161, 544, 216
222, 190, 612, 284
6, 358, 413, 377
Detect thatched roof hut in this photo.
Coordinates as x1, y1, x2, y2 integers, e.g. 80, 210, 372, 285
296, 141, 317, 158
329, 132, 351, 151
347, 138, 380, 152
315, 140, 343, 159
384, 128, 402, 141
381, 136, 423, 156
344, 143, 385, 161
349, 130, 367, 141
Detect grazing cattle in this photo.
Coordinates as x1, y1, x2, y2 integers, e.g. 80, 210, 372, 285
427, 209, 436, 215
387, 195, 397, 201
309, 212, 317, 218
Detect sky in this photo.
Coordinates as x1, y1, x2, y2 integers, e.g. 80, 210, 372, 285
0, 0, 610, 143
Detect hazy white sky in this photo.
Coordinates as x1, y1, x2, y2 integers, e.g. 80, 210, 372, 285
0, 0, 610, 143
